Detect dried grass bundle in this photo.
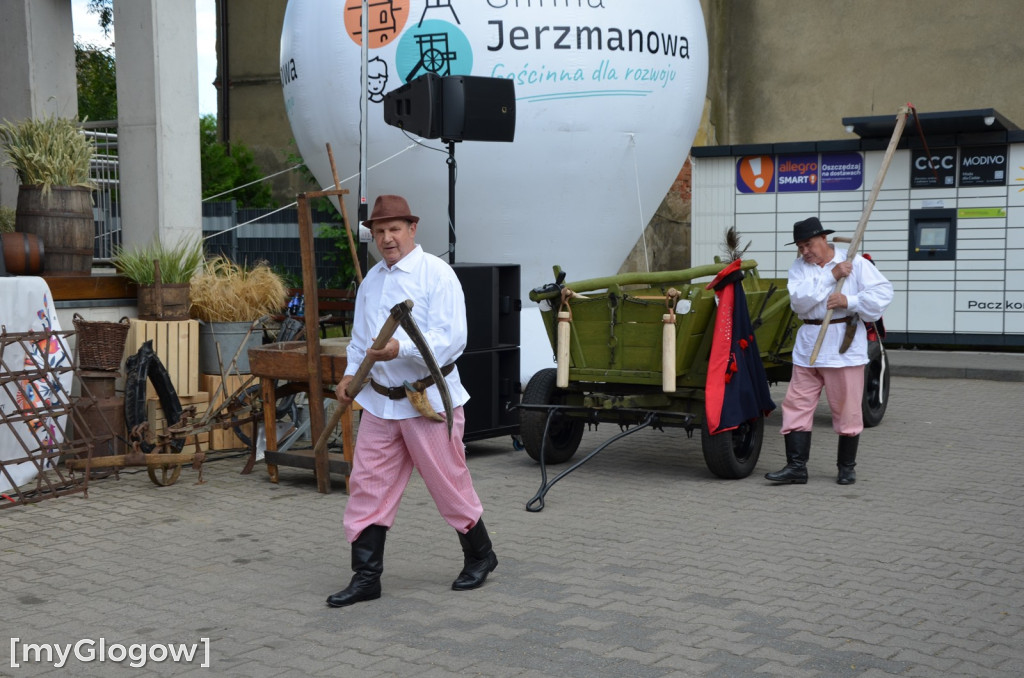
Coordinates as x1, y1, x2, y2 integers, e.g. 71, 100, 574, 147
189, 256, 287, 323
0, 114, 95, 198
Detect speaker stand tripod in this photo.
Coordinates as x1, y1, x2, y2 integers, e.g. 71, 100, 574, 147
445, 138, 458, 264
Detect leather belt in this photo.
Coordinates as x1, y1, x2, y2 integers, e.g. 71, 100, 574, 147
369, 363, 454, 400
802, 317, 849, 326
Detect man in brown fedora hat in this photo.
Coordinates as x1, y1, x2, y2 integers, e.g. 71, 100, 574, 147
326, 194, 497, 608
765, 216, 893, 486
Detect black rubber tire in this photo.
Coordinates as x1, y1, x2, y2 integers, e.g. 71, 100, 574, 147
862, 340, 890, 428
519, 368, 584, 464
230, 383, 298, 449
123, 341, 184, 454
700, 414, 764, 479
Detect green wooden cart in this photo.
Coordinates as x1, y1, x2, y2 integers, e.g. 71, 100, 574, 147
519, 259, 889, 509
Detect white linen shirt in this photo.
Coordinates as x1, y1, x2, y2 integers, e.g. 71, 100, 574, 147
788, 247, 893, 368
346, 245, 470, 419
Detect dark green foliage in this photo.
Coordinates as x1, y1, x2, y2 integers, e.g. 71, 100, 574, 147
272, 265, 302, 290
200, 115, 275, 208
75, 42, 117, 122
318, 220, 358, 290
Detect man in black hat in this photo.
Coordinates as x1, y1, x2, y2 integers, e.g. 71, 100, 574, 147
765, 216, 893, 486
326, 194, 498, 608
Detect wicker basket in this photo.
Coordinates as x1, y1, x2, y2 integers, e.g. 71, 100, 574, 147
73, 313, 131, 371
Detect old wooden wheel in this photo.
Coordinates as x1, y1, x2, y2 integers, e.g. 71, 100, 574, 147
147, 461, 182, 486
146, 437, 183, 486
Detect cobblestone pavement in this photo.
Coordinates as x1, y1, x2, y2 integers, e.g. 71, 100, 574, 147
2, 374, 1023, 677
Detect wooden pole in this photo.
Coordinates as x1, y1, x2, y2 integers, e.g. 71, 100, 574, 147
326, 143, 363, 284
296, 194, 330, 492
809, 105, 910, 365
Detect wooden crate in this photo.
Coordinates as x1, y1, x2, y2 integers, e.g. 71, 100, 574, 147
200, 373, 258, 450
124, 319, 200, 397
147, 392, 210, 447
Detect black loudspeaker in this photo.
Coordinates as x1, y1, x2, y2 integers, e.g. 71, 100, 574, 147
457, 348, 520, 442
383, 74, 515, 142
453, 263, 520, 351
383, 72, 443, 138
453, 263, 521, 442
441, 76, 516, 142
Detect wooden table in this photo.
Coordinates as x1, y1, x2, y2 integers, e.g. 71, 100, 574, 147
248, 339, 354, 492
247, 186, 360, 493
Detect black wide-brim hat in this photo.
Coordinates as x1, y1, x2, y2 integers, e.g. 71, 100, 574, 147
787, 216, 835, 245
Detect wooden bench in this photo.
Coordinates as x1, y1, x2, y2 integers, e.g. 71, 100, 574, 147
286, 287, 356, 337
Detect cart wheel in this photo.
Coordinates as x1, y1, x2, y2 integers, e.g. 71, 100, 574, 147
147, 451, 183, 486
700, 414, 764, 479
862, 340, 889, 428
519, 368, 584, 464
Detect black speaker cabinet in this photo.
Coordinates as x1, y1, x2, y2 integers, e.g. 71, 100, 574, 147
441, 76, 516, 142
453, 263, 520, 352
457, 347, 519, 442
383, 74, 515, 142
383, 72, 443, 138
453, 263, 521, 441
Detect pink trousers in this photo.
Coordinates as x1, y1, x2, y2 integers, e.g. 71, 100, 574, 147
781, 364, 864, 436
342, 406, 483, 543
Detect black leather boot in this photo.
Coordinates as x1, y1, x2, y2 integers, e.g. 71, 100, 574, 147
326, 525, 387, 607
765, 431, 811, 484
452, 518, 498, 591
837, 435, 859, 485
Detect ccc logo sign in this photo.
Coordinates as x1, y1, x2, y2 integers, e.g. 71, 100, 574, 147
914, 154, 955, 170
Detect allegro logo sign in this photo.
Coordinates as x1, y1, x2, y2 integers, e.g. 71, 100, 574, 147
736, 156, 774, 193
734, 152, 863, 193
777, 154, 819, 193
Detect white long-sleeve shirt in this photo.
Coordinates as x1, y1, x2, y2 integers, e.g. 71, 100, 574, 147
788, 247, 893, 368
346, 245, 470, 419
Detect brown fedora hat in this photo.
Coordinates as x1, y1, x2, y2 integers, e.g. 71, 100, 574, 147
787, 216, 835, 245
362, 194, 419, 226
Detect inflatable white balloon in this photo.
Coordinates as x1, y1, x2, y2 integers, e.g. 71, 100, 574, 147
281, 0, 708, 380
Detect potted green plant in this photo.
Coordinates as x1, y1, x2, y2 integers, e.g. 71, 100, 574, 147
0, 114, 96, 276
189, 256, 287, 374
112, 235, 206, 320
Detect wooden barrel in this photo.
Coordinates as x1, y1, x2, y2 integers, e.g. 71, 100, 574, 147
1, 232, 45, 275
15, 185, 94, 276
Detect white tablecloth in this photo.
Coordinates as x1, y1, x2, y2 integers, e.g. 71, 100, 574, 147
0, 276, 73, 494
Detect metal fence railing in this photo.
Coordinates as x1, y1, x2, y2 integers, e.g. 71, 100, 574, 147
83, 120, 120, 261
202, 201, 351, 288
82, 121, 350, 286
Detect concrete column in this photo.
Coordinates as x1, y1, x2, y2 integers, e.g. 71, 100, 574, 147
0, 0, 78, 207
114, 0, 202, 249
